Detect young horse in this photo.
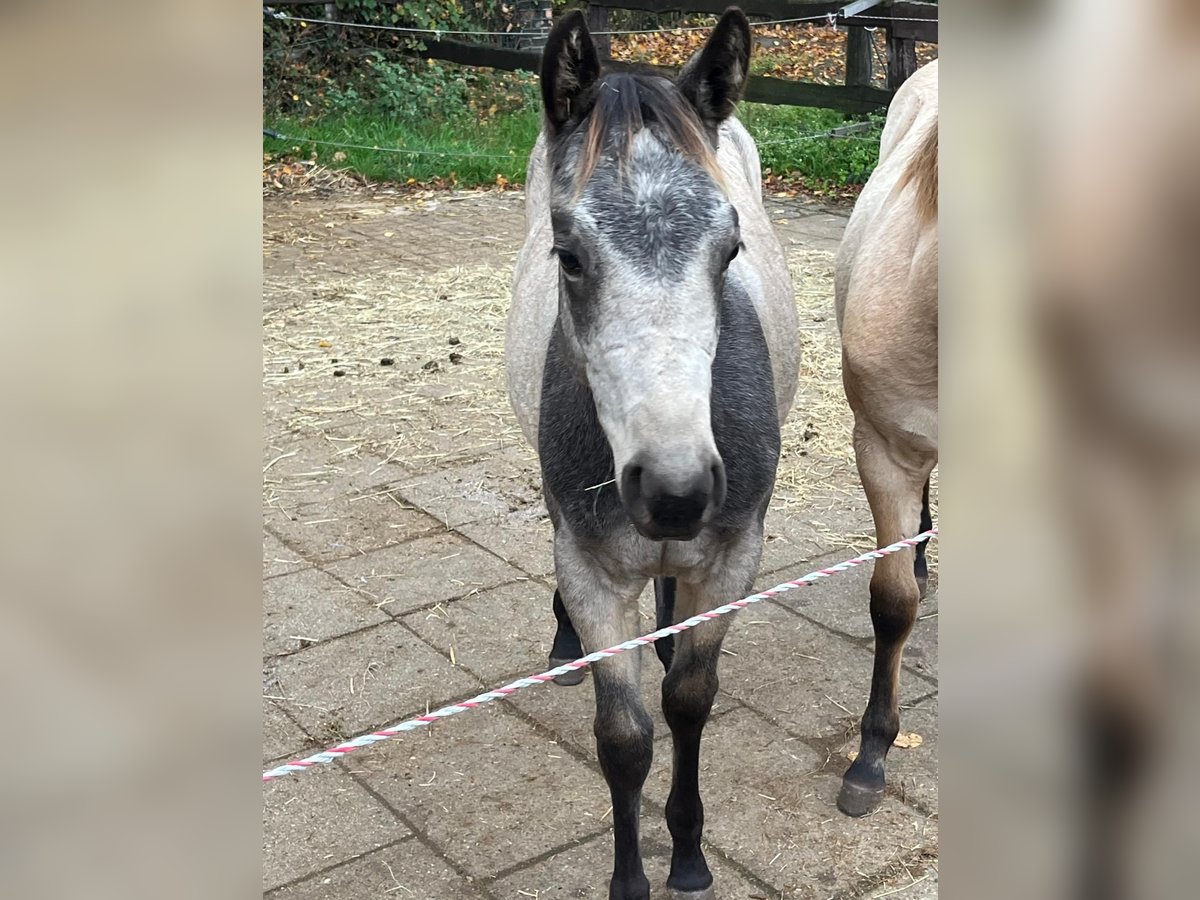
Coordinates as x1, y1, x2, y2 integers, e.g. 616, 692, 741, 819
834, 59, 938, 817
507, 9, 798, 898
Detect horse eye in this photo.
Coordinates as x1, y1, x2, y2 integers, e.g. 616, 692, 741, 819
724, 242, 742, 269
556, 249, 583, 278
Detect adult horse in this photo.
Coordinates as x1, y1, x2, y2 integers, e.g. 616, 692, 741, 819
834, 59, 938, 817
507, 9, 798, 898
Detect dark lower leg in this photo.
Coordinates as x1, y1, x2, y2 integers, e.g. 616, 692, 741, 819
662, 651, 718, 892
654, 577, 677, 673
594, 674, 654, 900
914, 479, 932, 597
550, 589, 587, 686
840, 563, 918, 816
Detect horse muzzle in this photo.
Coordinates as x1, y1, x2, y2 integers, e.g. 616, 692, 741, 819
619, 454, 727, 541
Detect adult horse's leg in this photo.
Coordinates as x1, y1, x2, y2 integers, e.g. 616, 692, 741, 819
914, 476, 933, 598
839, 421, 935, 817
557, 540, 653, 900
550, 588, 587, 686
661, 545, 758, 898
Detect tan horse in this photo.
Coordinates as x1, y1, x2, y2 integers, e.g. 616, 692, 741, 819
834, 59, 938, 817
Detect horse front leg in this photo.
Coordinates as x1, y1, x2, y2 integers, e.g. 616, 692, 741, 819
839, 420, 935, 817
556, 542, 653, 900
661, 545, 758, 898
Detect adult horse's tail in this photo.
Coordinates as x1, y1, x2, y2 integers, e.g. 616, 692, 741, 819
898, 120, 938, 225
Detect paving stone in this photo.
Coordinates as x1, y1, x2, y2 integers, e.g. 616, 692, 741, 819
394, 450, 544, 528
758, 498, 874, 579
490, 827, 775, 900
643, 708, 938, 898
265, 531, 310, 578
402, 580, 556, 684
264, 699, 317, 764
263, 445, 409, 508
268, 622, 480, 743
264, 567, 390, 657
866, 864, 939, 898
787, 211, 851, 243
268, 837, 488, 899
456, 510, 555, 578
326, 532, 526, 617
266, 491, 443, 564
718, 601, 927, 741
352, 706, 613, 880
263, 767, 407, 891
903, 598, 939, 683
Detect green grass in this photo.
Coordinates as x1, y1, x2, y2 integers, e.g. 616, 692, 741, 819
264, 101, 881, 188
264, 109, 544, 185
739, 104, 883, 184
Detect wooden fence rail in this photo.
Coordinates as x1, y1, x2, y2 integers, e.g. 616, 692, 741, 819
266, 1, 937, 112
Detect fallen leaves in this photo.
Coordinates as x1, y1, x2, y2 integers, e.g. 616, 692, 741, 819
846, 731, 924, 761
610, 23, 938, 88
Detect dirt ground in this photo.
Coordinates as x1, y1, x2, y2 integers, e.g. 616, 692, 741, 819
262, 186, 938, 898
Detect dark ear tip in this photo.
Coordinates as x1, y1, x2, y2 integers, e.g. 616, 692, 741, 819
721, 6, 751, 26
556, 8, 590, 33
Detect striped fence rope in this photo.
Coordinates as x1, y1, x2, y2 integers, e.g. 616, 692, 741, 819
264, 9, 938, 37
263, 526, 937, 782
265, 10, 841, 38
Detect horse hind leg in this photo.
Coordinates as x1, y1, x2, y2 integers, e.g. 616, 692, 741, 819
550, 588, 587, 686
839, 422, 934, 817
654, 577, 677, 673
914, 476, 933, 598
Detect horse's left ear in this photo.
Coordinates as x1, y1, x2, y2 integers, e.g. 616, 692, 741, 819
540, 10, 602, 134
677, 7, 752, 129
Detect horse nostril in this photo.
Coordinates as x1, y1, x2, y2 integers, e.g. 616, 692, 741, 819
620, 463, 644, 501
710, 461, 727, 511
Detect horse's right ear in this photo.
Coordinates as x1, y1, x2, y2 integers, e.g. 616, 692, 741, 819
540, 10, 601, 133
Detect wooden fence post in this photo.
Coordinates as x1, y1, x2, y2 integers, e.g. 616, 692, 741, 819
845, 26, 872, 87
587, 6, 612, 59
885, 28, 917, 90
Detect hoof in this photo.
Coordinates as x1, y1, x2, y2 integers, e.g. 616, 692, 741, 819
837, 778, 885, 817
667, 887, 716, 900
549, 659, 587, 686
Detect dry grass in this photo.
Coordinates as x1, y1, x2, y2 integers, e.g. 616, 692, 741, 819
262, 160, 367, 196
264, 263, 531, 477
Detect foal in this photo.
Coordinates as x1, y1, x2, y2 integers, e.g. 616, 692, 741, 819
834, 59, 938, 817
507, 10, 798, 897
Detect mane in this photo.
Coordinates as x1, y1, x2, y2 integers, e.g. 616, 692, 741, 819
573, 71, 725, 192
897, 117, 938, 224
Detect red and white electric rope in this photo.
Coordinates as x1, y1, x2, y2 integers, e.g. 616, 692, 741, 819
263, 527, 937, 782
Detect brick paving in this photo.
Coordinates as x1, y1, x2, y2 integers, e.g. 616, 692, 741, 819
263, 191, 938, 899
